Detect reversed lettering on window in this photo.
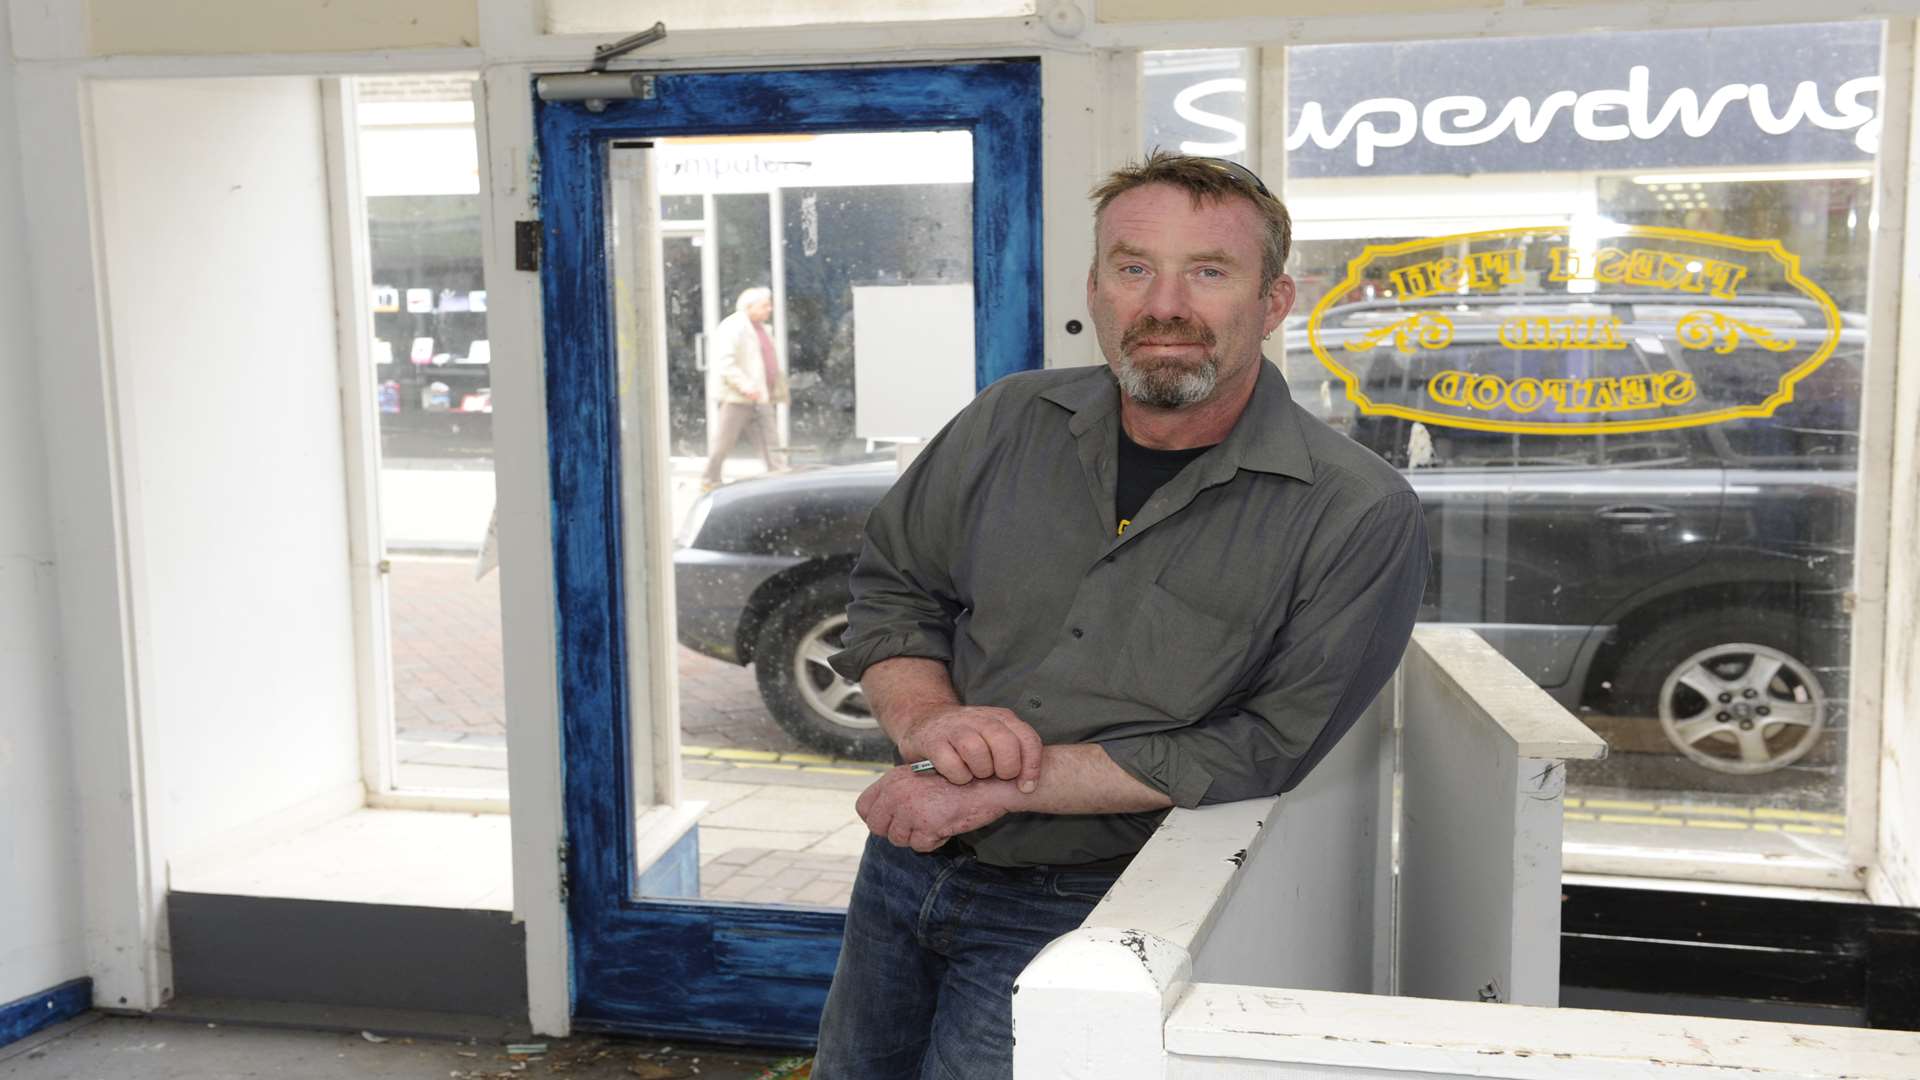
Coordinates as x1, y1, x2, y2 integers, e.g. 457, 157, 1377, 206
1303, 225, 1844, 434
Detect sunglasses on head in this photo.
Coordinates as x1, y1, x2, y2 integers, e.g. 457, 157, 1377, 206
1194, 156, 1275, 200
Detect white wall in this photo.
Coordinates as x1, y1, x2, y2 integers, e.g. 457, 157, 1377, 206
90, 78, 364, 873
0, 12, 87, 1008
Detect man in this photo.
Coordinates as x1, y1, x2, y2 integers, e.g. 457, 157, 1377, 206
701, 286, 787, 491
812, 152, 1429, 1080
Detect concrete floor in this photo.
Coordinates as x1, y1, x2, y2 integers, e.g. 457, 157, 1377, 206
0, 1015, 809, 1080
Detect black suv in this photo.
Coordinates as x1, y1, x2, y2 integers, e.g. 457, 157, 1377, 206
673, 294, 1860, 780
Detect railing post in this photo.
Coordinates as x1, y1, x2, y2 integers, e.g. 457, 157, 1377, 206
1397, 627, 1607, 1005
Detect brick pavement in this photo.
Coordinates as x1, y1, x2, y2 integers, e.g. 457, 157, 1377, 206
388, 554, 871, 905
388, 557, 508, 741
702, 846, 860, 907
389, 555, 815, 756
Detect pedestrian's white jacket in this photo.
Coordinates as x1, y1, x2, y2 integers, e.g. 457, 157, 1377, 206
709, 310, 790, 406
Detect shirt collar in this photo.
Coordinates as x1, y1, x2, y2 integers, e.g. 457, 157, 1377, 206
1039, 359, 1315, 484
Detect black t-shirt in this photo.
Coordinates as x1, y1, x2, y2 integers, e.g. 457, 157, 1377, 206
1115, 427, 1215, 536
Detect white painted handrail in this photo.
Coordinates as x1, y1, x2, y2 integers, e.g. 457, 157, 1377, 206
1013, 628, 1599, 1077
1014, 682, 1393, 1077
1403, 626, 1611, 761
1013, 629, 1918, 1077
1165, 985, 1920, 1079
1011, 799, 1270, 1079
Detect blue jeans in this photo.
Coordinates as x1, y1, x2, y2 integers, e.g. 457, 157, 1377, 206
812, 835, 1123, 1080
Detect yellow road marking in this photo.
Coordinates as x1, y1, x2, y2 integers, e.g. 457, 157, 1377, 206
1754, 808, 1846, 824
1663, 803, 1750, 819
1566, 798, 1845, 838
710, 748, 783, 762
1598, 814, 1682, 828
683, 743, 889, 774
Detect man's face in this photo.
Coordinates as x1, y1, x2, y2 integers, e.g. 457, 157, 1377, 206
1086, 184, 1294, 409
748, 297, 773, 323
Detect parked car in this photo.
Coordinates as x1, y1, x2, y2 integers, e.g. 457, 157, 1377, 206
674, 294, 1860, 776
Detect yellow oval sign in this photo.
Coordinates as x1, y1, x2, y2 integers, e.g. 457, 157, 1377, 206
1303, 225, 1846, 435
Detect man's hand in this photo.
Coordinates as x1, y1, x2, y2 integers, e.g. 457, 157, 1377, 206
856, 766, 1011, 852
899, 705, 1043, 792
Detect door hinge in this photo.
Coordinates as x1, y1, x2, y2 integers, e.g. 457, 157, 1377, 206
558, 839, 570, 902
515, 220, 542, 272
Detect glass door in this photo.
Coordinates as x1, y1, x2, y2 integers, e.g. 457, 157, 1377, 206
536, 61, 1041, 1042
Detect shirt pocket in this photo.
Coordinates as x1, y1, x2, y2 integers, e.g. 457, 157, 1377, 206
1113, 581, 1254, 721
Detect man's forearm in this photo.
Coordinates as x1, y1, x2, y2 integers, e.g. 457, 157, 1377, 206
855, 742, 1173, 853
859, 656, 961, 748
977, 744, 1172, 816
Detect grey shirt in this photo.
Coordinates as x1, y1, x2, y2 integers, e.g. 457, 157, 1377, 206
830, 360, 1428, 867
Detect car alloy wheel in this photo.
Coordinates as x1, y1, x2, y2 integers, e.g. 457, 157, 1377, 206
753, 577, 894, 760
1655, 641, 1827, 775
790, 611, 877, 734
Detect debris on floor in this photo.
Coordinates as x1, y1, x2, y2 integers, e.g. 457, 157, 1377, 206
3, 1017, 808, 1080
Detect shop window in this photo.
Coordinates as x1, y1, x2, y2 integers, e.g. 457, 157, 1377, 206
1147, 21, 1882, 883
1142, 49, 1254, 164
354, 74, 508, 797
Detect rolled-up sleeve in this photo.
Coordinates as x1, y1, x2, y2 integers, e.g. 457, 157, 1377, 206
1099, 489, 1428, 807
827, 412, 973, 682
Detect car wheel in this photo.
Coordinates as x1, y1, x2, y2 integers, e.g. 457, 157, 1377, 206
753, 577, 893, 761
1615, 609, 1829, 775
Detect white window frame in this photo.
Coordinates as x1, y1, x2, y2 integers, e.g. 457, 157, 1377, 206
322, 75, 514, 816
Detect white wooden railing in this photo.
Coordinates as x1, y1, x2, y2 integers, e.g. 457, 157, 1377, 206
1012, 628, 1920, 1079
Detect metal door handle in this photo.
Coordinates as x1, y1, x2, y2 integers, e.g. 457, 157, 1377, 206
1597, 505, 1676, 524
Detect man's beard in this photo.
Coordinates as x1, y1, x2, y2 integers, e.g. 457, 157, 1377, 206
1112, 317, 1218, 408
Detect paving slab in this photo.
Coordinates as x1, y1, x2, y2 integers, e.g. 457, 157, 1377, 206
694, 827, 830, 858
809, 823, 872, 858
701, 791, 860, 834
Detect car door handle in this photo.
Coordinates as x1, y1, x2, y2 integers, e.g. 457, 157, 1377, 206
1597, 504, 1676, 525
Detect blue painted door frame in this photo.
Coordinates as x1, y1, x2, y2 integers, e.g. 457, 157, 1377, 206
536, 61, 1043, 1043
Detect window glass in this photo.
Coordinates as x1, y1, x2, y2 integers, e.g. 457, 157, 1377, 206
355, 74, 508, 797
1157, 21, 1880, 874
1142, 49, 1254, 163
611, 132, 977, 904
